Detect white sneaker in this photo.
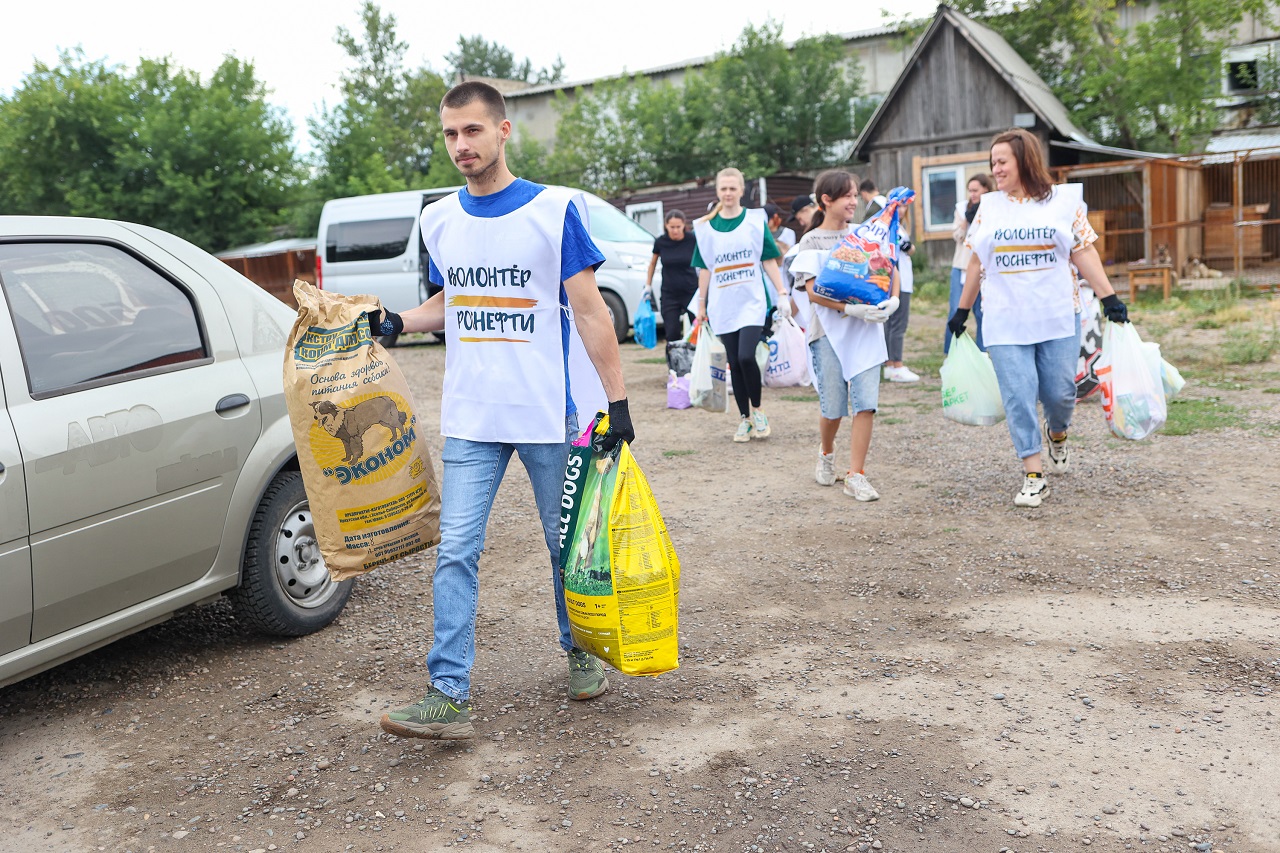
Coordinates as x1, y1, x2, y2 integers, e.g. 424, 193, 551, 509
751, 410, 771, 439
1042, 421, 1070, 473
733, 418, 752, 443
887, 366, 920, 383
843, 472, 880, 501
1014, 474, 1049, 507
815, 449, 837, 486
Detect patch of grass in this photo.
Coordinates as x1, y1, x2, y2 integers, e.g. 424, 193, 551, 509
1161, 396, 1249, 435
911, 351, 945, 376
942, 526, 959, 532
879, 416, 907, 424
1221, 324, 1279, 365
637, 357, 667, 364
782, 394, 820, 402
1194, 304, 1255, 330
662, 449, 697, 457
1264, 387, 1280, 394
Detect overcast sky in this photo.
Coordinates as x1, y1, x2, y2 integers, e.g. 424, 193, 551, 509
3, 0, 938, 150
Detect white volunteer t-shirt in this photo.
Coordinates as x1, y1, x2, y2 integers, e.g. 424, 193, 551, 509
791, 229, 887, 381
694, 209, 769, 335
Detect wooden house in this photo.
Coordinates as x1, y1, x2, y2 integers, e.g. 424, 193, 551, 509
850, 5, 1164, 269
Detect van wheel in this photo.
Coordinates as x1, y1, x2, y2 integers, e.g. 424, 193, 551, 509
231, 470, 353, 636
600, 290, 628, 343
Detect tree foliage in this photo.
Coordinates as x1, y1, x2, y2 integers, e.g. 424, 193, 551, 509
446, 36, 564, 84
946, 0, 1277, 153
545, 22, 864, 196
303, 2, 448, 230
0, 49, 298, 251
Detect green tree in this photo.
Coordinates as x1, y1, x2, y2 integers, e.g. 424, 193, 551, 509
303, 2, 448, 229
446, 36, 564, 84
0, 50, 298, 250
946, 0, 1277, 152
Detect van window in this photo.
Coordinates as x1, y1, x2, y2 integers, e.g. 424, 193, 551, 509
0, 242, 206, 396
325, 218, 416, 263
584, 198, 656, 244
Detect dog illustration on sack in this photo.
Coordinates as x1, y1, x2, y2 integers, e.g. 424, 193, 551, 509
311, 396, 408, 465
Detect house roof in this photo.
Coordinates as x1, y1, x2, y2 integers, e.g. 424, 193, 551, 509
216, 237, 316, 259
505, 24, 900, 100
852, 4, 1096, 160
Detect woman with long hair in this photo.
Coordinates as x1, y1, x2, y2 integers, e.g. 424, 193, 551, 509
948, 128, 1129, 507
644, 209, 698, 344
947, 173, 995, 353
790, 169, 898, 501
693, 168, 791, 442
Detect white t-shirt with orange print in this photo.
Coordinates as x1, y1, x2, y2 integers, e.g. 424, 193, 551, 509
965, 184, 1096, 347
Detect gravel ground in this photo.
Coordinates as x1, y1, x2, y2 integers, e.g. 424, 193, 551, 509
1, 310, 1277, 853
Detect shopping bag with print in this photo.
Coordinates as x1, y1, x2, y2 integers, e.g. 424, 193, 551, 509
559, 415, 680, 676
1097, 321, 1167, 440
633, 298, 658, 349
688, 321, 728, 412
763, 314, 811, 387
1075, 285, 1104, 401
940, 332, 1006, 426
812, 186, 916, 306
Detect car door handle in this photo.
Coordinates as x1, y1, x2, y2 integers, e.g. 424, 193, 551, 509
215, 394, 251, 414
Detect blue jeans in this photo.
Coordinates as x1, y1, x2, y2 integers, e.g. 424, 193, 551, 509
427, 414, 579, 701
986, 316, 1080, 460
946, 267, 985, 353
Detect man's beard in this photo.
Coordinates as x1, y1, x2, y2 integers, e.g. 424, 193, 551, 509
459, 153, 499, 183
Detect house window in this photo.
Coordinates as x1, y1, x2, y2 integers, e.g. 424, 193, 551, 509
625, 201, 664, 237
1226, 60, 1260, 93
921, 166, 964, 234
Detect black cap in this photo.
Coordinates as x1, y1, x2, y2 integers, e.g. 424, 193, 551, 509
763, 202, 781, 219
790, 194, 816, 214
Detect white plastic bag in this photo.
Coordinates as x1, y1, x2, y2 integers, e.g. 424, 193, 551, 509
763, 315, 811, 387
689, 323, 728, 413
940, 333, 1005, 426
1097, 321, 1166, 440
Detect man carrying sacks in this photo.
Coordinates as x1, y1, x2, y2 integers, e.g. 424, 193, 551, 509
370, 82, 633, 740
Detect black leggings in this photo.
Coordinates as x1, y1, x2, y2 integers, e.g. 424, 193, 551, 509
719, 326, 764, 418
660, 285, 697, 344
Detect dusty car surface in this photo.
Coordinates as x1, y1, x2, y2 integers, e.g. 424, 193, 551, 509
0, 216, 351, 688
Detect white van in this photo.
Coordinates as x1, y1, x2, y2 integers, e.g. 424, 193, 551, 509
316, 186, 657, 344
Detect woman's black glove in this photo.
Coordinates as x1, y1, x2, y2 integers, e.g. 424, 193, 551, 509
946, 308, 970, 338
365, 308, 404, 337
1100, 294, 1129, 323
965, 201, 980, 224
599, 398, 634, 453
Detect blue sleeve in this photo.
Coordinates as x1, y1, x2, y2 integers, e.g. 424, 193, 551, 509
428, 257, 444, 287
562, 203, 606, 281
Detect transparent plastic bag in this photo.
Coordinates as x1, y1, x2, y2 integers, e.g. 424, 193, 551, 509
1097, 322, 1167, 440
940, 333, 1006, 426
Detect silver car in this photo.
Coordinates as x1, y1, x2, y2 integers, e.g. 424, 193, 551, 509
0, 216, 351, 688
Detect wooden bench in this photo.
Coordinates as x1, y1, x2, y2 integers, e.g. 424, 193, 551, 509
1125, 263, 1173, 301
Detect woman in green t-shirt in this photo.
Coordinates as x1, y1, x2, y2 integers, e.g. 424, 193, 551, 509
692, 167, 791, 443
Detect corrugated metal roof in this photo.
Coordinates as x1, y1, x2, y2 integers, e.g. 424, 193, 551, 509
1204, 127, 1280, 154
506, 24, 900, 100
216, 237, 316, 259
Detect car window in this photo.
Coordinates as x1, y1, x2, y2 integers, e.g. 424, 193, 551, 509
325, 218, 415, 263
0, 242, 206, 397
584, 198, 655, 244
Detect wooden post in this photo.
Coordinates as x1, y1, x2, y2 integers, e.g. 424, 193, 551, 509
1142, 162, 1152, 264
1233, 153, 1244, 280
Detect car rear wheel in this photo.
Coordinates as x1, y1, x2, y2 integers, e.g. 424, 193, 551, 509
600, 290, 628, 343
231, 470, 353, 636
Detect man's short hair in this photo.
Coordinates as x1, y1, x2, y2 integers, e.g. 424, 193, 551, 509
859, 178, 877, 194
440, 81, 507, 123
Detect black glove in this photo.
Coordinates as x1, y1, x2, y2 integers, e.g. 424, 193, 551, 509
946, 308, 970, 338
1100, 294, 1129, 324
965, 201, 980, 223
365, 308, 404, 337
598, 398, 634, 453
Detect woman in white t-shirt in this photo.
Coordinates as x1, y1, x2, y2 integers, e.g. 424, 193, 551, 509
948, 128, 1129, 508
791, 169, 899, 502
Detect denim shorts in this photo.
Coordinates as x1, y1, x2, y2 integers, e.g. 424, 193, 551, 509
810, 336, 880, 419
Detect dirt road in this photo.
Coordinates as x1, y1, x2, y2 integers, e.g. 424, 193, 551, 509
2, 322, 1278, 853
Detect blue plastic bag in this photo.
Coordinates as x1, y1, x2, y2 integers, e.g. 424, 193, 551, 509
812, 186, 916, 306
633, 298, 657, 349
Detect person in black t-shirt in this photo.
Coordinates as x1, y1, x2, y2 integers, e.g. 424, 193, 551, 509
644, 210, 699, 343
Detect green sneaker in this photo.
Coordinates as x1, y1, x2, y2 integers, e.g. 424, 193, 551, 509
567, 648, 609, 700
379, 687, 474, 740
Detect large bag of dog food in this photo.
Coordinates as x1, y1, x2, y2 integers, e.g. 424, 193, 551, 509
812, 186, 916, 306
283, 281, 441, 581
559, 415, 680, 676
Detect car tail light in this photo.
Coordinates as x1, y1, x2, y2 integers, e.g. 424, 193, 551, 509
315, 255, 323, 289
